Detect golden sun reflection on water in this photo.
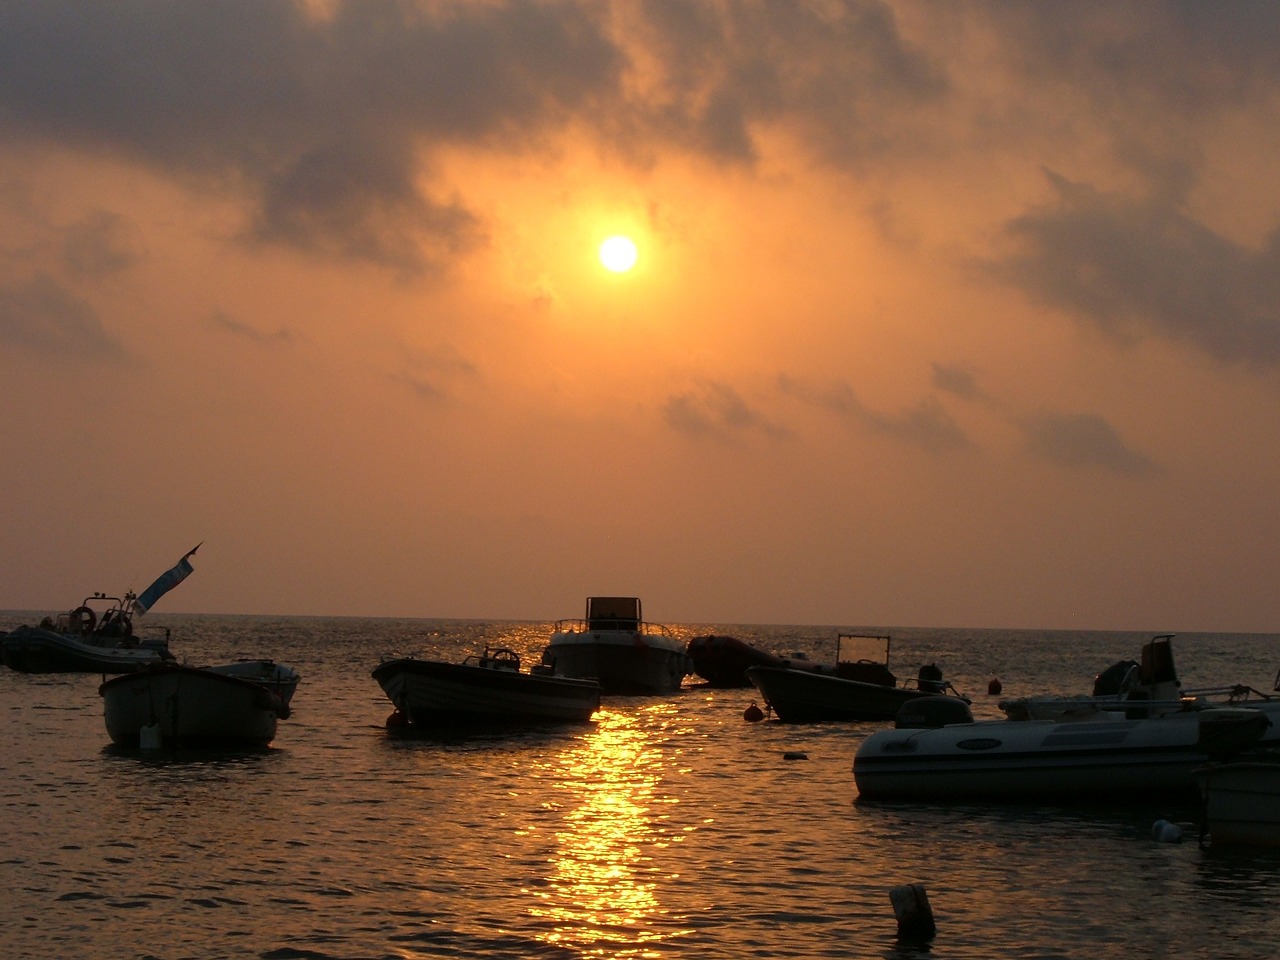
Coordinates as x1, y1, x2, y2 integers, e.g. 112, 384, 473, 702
527, 705, 686, 957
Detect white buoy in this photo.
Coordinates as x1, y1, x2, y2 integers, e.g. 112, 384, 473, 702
1151, 819, 1183, 843
889, 883, 936, 941
139, 722, 162, 750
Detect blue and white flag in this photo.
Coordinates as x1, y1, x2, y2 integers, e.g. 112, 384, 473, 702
134, 543, 201, 615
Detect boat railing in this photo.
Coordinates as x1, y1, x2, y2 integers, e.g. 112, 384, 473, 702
554, 618, 675, 637
900, 676, 971, 704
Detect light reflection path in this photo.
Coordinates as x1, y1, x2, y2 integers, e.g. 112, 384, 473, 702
527, 704, 690, 957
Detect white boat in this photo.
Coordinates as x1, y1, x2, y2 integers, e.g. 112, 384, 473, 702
99, 663, 293, 748
853, 635, 1280, 802
2, 593, 174, 674
539, 597, 690, 695
208, 659, 301, 706
1197, 759, 1280, 846
373, 646, 601, 726
746, 633, 967, 722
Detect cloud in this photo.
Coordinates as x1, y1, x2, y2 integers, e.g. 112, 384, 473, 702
211, 310, 298, 347
664, 381, 788, 443
1021, 410, 1158, 476
992, 171, 1280, 369
390, 343, 478, 403
931, 362, 985, 402
779, 374, 971, 453
60, 210, 146, 277
0, 271, 125, 357
0, 1, 622, 271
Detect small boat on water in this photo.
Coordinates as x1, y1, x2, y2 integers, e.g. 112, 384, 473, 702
3, 596, 175, 673
100, 661, 296, 748
686, 634, 823, 688
373, 646, 601, 727
2, 545, 200, 674
746, 632, 967, 722
853, 635, 1280, 803
540, 597, 690, 695
1196, 759, 1280, 847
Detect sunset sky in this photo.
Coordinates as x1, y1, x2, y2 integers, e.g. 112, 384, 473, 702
3, 1, 1279, 631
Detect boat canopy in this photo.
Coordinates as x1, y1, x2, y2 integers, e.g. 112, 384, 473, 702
586, 596, 641, 630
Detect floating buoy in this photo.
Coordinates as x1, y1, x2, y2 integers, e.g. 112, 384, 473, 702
385, 709, 409, 730
782, 751, 808, 761
743, 701, 765, 723
1151, 819, 1183, 843
889, 883, 936, 942
987, 676, 1003, 696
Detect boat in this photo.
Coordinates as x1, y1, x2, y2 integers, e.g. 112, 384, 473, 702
373, 645, 601, 727
2, 545, 199, 674
2, 593, 175, 674
539, 597, 690, 695
208, 659, 301, 706
99, 662, 294, 748
853, 636, 1280, 802
1196, 758, 1280, 846
745, 632, 967, 722
686, 634, 823, 688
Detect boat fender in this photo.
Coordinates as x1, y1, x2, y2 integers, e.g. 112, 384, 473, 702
889, 883, 936, 942
139, 722, 163, 750
1151, 819, 1183, 844
72, 605, 97, 636
743, 702, 765, 723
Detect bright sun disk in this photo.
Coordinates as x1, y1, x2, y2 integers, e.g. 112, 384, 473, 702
599, 235, 638, 273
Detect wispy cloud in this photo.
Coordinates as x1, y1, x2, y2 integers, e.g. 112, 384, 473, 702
992, 170, 1280, 369
779, 373, 972, 454
664, 381, 788, 444
0, 271, 124, 357
1021, 410, 1159, 476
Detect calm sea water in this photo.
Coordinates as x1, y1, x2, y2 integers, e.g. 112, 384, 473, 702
3, 614, 1279, 960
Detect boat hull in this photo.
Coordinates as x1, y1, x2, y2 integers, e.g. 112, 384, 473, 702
854, 708, 1278, 802
2, 626, 173, 674
541, 631, 689, 695
1197, 761, 1280, 846
746, 665, 927, 722
373, 658, 601, 725
99, 665, 286, 747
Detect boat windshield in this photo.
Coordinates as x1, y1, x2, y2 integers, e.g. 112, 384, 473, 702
837, 633, 891, 664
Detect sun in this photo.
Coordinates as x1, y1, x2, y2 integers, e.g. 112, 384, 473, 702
598, 235, 638, 273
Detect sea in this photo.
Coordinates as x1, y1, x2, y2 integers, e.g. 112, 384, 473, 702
3, 614, 1279, 960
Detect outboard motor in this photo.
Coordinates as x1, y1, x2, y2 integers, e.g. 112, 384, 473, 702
917, 663, 945, 694
895, 696, 973, 729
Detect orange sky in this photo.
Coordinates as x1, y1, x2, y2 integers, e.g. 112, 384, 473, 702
3, 2, 1279, 631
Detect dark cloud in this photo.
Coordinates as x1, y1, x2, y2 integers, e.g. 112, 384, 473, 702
0, 271, 124, 357
630, 0, 947, 166
61, 211, 146, 277
779, 373, 971, 453
391, 342, 478, 403
211, 310, 297, 347
993, 171, 1280, 369
664, 381, 788, 443
0, 1, 622, 272
931, 362, 984, 402
1021, 410, 1158, 476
